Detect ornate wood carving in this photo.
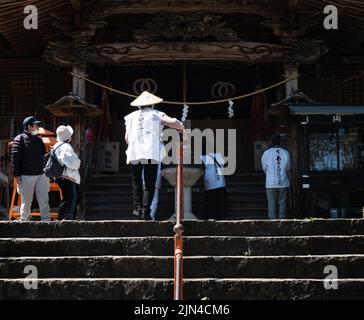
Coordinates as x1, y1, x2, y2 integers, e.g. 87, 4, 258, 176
51, 8, 108, 48
282, 39, 329, 64
262, 12, 319, 38
90, 42, 288, 63
133, 13, 242, 42
43, 41, 76, 67
84, 0, 279, 15
43, 40, 329, 65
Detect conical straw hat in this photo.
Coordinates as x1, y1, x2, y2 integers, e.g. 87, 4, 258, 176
130, 91, 163, 107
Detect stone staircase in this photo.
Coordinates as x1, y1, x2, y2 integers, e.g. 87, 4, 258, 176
0, 219, 363, 299
85, 173, 267, 220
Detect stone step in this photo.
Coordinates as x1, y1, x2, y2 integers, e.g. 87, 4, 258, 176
85, 194, 267, 205
85, 204, 267, 213
87, 179, 265, 187
84, 209, 267, 218
1, 278, 363, 300
1, 235, 363, 257
227, 208, 267, 215
90, 173, 265, 184
84, 211, 175, 221
1, 255, 363, 279
224, 214, 268, 220
84, 211, 269, 220
85, 185, 266, 195
228, 203, 267, 209
86, 197, 172, 206
1, 220, 363, 238
85, 208, 270, 219
84, 210, 173, 218
90, 176, 131, 184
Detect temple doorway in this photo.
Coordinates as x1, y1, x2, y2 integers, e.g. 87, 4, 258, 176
95, 62, 279, 174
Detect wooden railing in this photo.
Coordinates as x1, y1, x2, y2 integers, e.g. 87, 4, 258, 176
173, 131, 184, 300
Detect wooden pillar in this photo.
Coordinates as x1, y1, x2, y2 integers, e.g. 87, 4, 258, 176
72, 63, 86, 99
284, 63, 299, 217
72, 63, 87, 221
284, 63, 299, 95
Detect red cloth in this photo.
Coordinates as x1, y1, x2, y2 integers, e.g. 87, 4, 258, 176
250, 92, 267, 142
86, 127, 95, 144
98, 88, 112, 141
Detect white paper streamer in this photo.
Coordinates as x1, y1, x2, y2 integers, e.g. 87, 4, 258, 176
228, 100, 234, 118
181, 104, 189, 122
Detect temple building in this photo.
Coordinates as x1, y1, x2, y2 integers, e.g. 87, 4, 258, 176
0, 0, 364, 220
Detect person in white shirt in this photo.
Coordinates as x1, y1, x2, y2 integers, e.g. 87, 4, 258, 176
124, 91, 184, 220
54, 125, 81, 221
200, 141, 228, 220
261, 134, 290, 219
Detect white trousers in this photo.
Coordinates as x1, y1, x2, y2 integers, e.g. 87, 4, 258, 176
17, 174, 50, 221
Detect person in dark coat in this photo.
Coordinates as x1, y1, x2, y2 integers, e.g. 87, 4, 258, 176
10, 116, 50, 221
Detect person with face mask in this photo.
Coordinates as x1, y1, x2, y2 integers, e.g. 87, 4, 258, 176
10, 116, 50, 221
53, 125, 81, 221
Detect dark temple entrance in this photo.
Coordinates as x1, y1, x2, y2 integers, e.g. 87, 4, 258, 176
97, 62, 278, 174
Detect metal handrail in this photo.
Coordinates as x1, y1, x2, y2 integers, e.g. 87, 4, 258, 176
173, 131, 184, 300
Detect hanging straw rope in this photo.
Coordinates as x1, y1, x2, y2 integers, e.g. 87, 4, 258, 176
71, 72, 300, 106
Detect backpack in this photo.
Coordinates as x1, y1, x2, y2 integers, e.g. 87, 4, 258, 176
43, 143, 66, 178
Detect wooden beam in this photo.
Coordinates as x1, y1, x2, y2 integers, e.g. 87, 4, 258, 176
72, 63, 86, 98
89, 0, 276, 15
44, 39, 328, 66
284, 63, 299, 96
89, 42, 289, 63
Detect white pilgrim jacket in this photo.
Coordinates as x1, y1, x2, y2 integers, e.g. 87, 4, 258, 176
124, 108, 166, 164
261, 147, 290, 188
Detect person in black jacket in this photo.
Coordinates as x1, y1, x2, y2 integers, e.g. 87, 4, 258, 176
10, 116, 50, 221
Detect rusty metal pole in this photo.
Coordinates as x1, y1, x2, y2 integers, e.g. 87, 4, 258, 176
174, 131, 184, 300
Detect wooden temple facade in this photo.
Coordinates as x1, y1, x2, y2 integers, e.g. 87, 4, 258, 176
1, 0, 364, 219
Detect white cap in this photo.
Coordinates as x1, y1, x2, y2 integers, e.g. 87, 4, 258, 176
56, 125, 74, 142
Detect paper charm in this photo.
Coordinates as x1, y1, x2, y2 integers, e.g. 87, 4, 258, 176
181, 104, 189, 122
228, 100, 234, 118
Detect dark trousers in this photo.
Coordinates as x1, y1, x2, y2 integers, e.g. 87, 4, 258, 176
205, 187, 228, 220
55, 178, 80, 220
130, 161, 158, 218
